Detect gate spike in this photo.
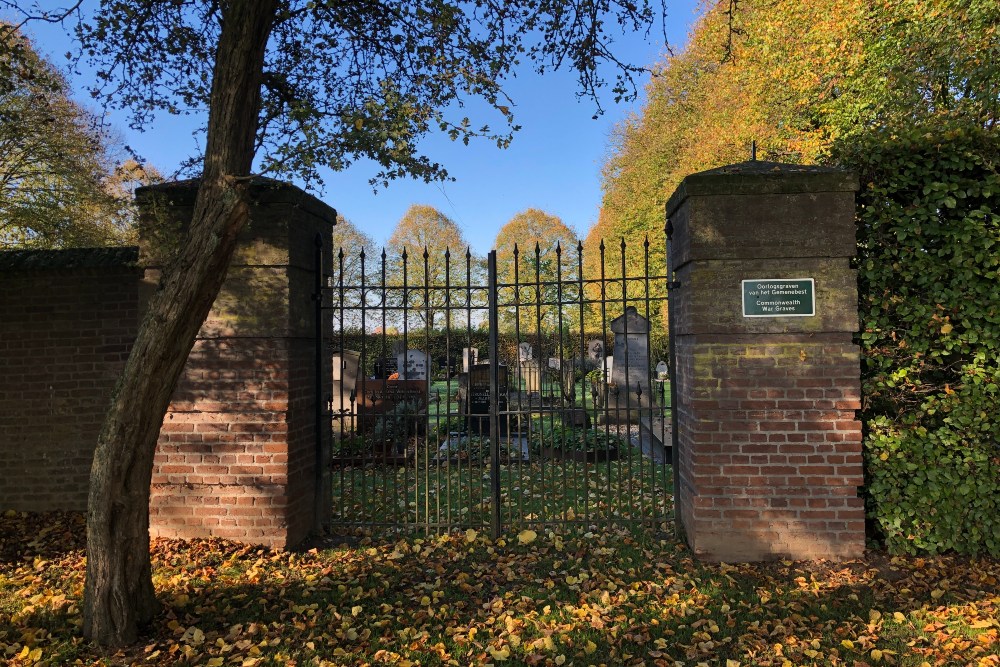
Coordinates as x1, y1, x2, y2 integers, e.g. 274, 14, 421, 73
535, 241, 541, 256
599, 239, 605, 252
555, 241, 562, 257
338, 247, 344, 260
359, 247, 365, 261
513, 242, 519, 258
636, 382, 642, 399
620, 237, 627, 251
423, 246, 429, 260
401, 247, 408, 261
577, 239, 583, 254
381, 247, 387, 261
466, 246, 472, 260
445, 246, 451, 260
643, 235, 650, 250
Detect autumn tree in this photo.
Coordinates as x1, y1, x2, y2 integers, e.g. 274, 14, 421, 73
0, 22, 138, 248
494, 208, 578, 333
0, 0, 665, 645
386, 204, 476, 330
329, 215, 379, 330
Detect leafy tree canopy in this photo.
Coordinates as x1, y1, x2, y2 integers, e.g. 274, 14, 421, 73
0, 22, 151, 248
56, 0, 665, 190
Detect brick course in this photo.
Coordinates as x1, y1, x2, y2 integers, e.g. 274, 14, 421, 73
0, 248, 141, 511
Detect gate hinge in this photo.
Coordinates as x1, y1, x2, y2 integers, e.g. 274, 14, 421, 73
667, 281, 682, 290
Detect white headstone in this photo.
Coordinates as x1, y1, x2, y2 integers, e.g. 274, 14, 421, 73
655, 360, 669, 379
462, 347, 478, 373
604, 355, 614, 383
518, 341, 533, 362
332, 350, 361, 431
548, 357, 561, 370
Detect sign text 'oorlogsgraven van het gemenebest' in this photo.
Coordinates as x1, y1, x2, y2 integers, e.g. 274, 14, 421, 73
742, 279, 815, 317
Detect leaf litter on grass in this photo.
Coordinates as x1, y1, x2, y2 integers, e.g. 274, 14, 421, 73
1, 509, 998, 666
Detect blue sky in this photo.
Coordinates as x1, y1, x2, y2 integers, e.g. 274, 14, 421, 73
20, 2, 701, 254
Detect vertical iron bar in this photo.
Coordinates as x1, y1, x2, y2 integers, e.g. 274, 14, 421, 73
488, 251, 502, 540
313, 233, 326, 534
465, 249, 473, 529
642, 236, 653, 526
599, 240, 610, 528
577, 241, 590, 524
444, 248, 452, 530
358, 247, 370, 528
423, 247, 431, 533
667, 217, 682, 535
620, 238, 631, 528
512, 245, 525, 528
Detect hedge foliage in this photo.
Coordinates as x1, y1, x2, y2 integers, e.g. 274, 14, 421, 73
332, 328, 671, 381
838, 120, 1000, 556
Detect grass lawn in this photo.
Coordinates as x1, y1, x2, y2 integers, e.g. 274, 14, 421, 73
1, 496, 998, 666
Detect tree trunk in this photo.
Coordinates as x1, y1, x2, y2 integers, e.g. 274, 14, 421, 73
83, 0, 278, 647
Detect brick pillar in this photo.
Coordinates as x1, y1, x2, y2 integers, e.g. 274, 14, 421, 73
138, 178, 334, 549
666, 161, 865, 561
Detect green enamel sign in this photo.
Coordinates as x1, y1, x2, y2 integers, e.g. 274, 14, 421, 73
742, 279, 815, 317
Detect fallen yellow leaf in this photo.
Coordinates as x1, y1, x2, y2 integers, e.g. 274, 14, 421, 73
518, 529, 537, 545
465, 529, 477, 543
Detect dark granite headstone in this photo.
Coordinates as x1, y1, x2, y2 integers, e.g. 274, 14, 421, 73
466, 363, 508, 436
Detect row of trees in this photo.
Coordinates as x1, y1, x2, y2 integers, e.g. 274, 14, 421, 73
0, 22, 159, 248
330, 203, 652, 332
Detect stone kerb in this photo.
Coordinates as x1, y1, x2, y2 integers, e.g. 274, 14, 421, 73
138, 178, 335, 549
666, 160, 865, 561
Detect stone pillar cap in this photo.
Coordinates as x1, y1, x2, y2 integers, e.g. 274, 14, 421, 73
666, 161, 857, 218
136, 176, 337, 224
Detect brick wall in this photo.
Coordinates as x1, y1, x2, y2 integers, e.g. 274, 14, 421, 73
1, 179, 334, 551
0, 248, 141, 511
666, 162, 866, 561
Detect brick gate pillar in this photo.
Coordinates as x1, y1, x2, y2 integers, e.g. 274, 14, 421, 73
138, 178, 334, 549
666, 161, 865, 561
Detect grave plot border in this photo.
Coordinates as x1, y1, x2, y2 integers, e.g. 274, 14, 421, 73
314, 233, 674, 539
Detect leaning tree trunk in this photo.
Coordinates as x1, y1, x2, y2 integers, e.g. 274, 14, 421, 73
83, 0, 278, 647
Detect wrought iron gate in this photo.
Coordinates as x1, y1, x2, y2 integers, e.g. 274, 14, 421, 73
315, 233, 673, 538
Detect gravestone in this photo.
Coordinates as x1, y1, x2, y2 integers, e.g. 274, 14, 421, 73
331, 350, 361, 432
466, 363, 508, 436
374, 355, 398, 379
655, 360, 669, 380
547, 357, 560, 370
559, 358, 577, 400
462, 347, 478, 373
397, 349, 428, 380
610, 306, 650, 397
520, 362, 542, 394
518, 342, 533, 362
604, 355, 614, 384
587, 339, 604, 369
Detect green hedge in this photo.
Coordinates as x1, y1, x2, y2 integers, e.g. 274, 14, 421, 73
333, 329, 670, 381
836, 119, 1000, 556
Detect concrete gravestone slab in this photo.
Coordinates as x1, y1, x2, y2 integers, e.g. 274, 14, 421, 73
518, 342, 533, 362
587, 339, 604, 369
332, 350, 361, 431
397, 349, 428, 380
610, 306, 650, 397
